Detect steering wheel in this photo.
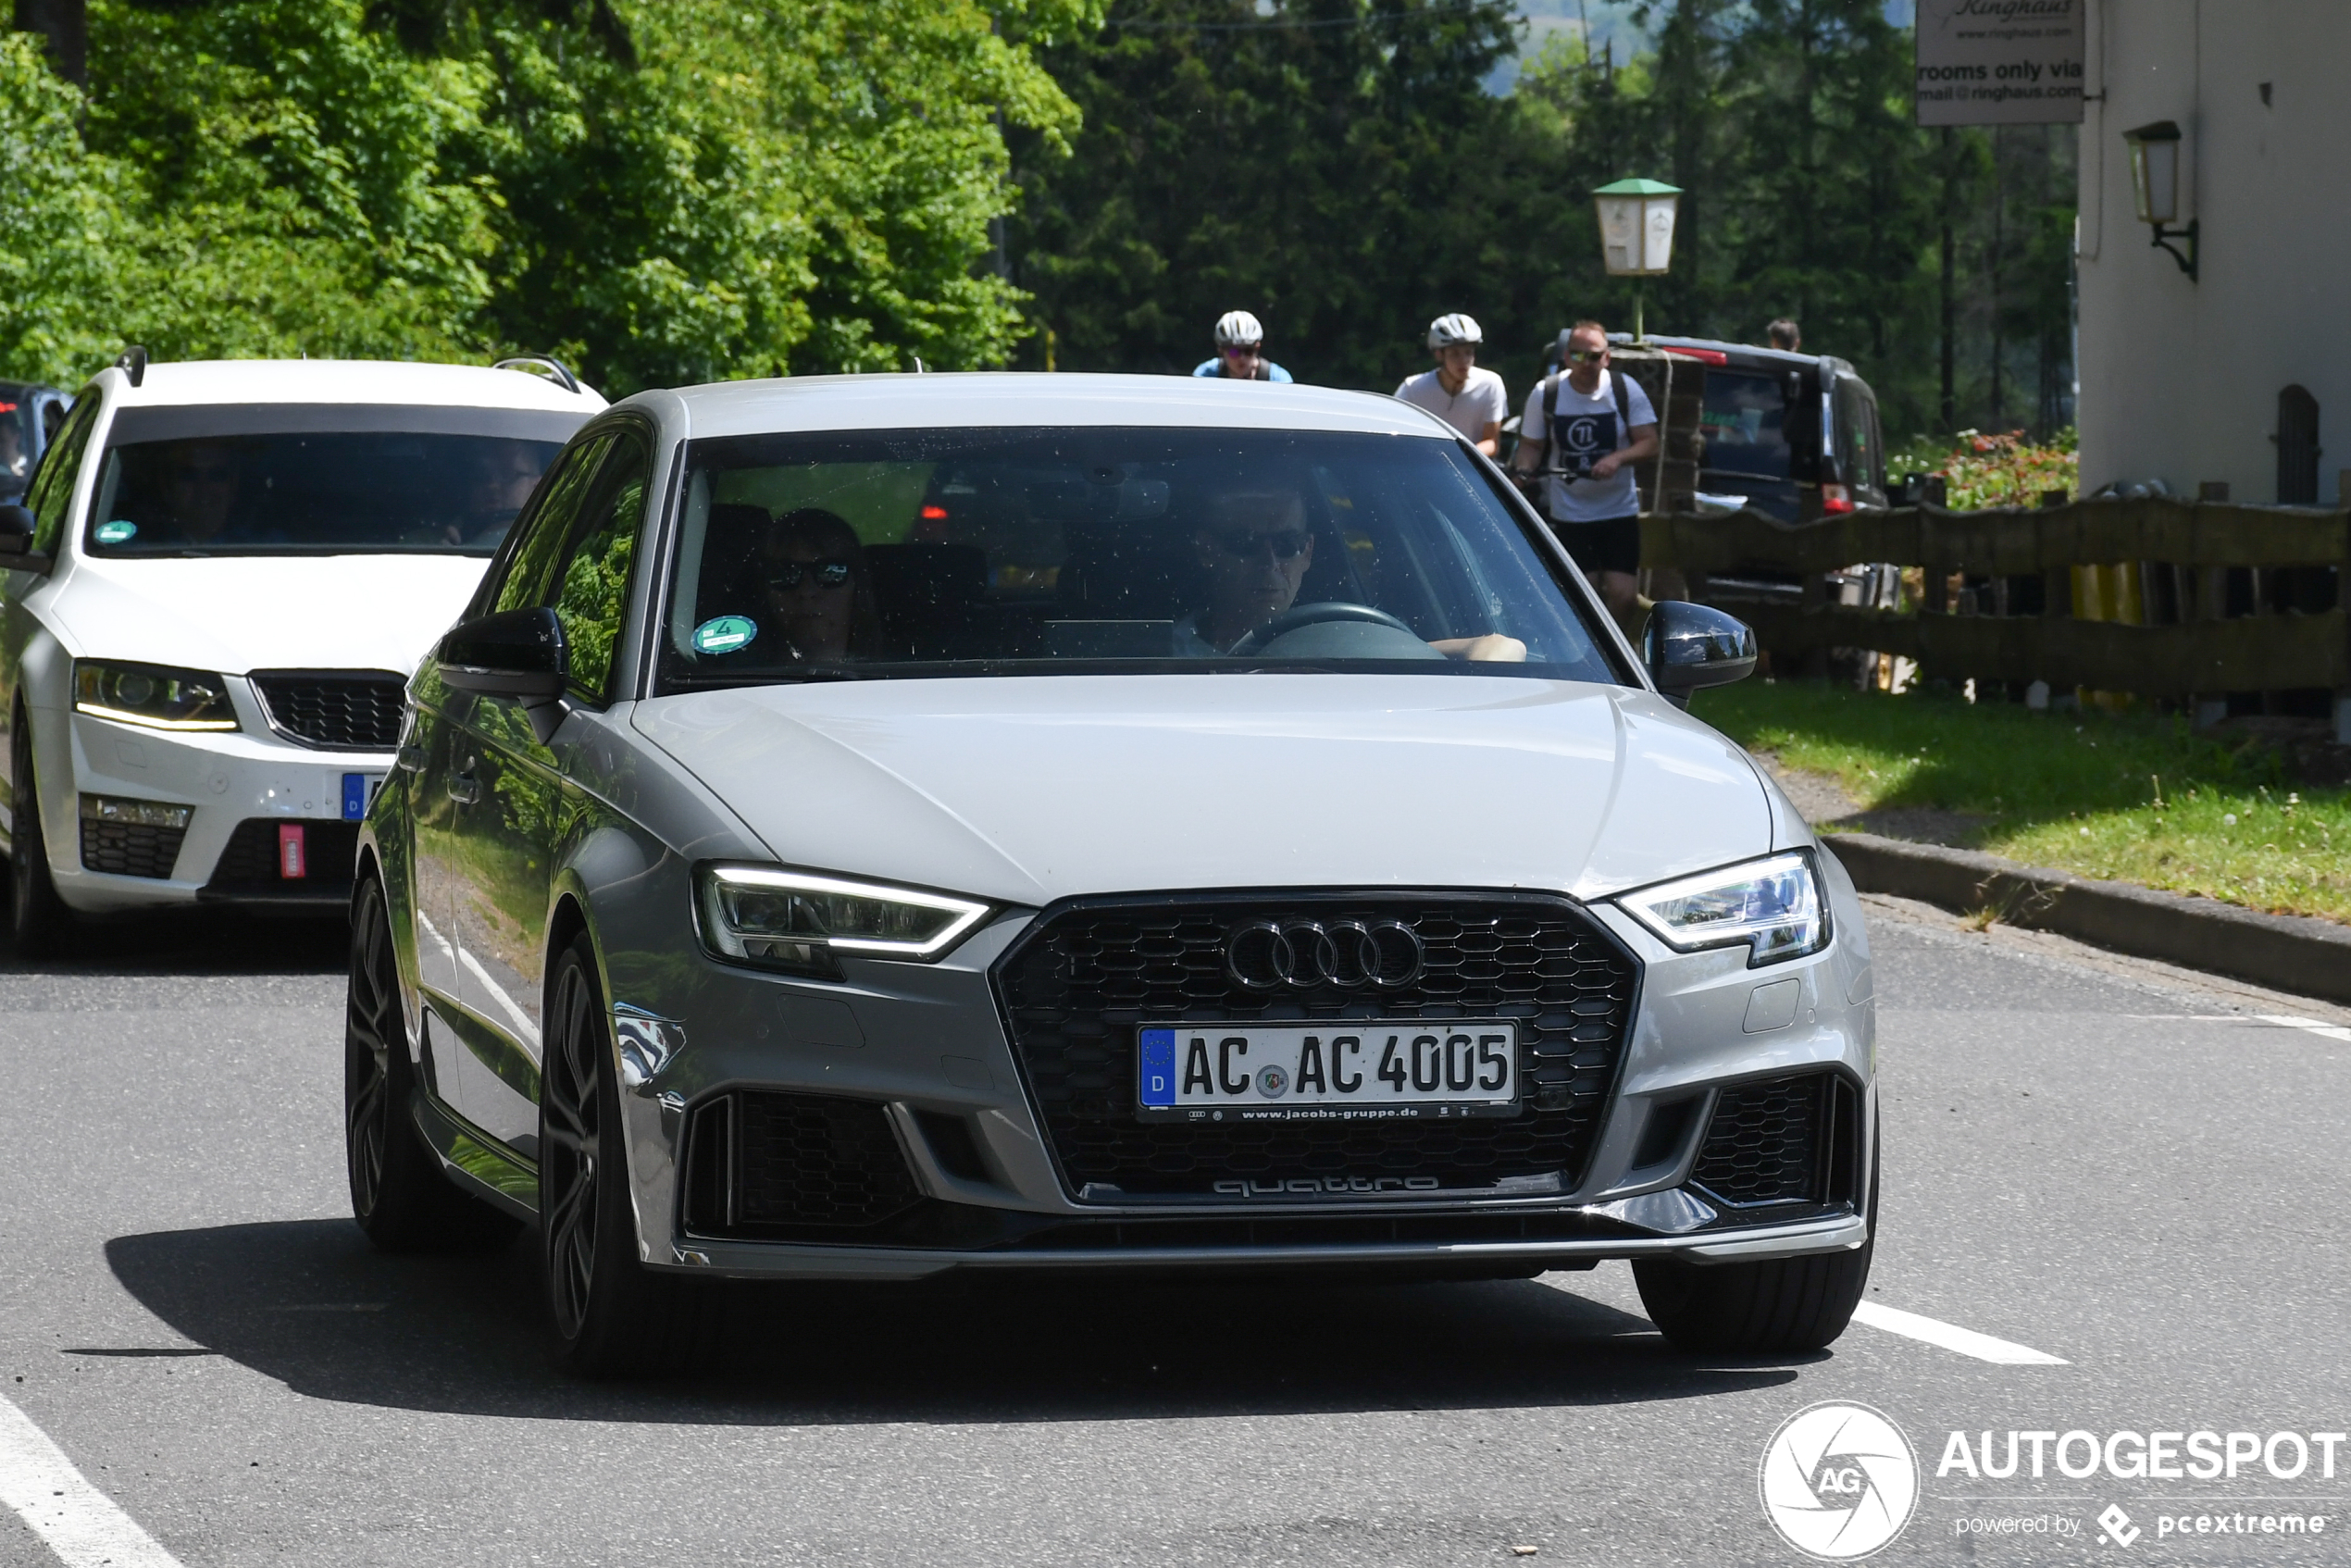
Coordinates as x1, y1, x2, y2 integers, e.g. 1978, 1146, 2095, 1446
1228, 602, 1418, 656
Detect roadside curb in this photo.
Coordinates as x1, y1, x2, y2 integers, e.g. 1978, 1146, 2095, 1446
1820, 832, 2351, 1004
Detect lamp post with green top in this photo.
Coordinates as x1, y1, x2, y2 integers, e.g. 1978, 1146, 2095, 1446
1593, 178, 1681, 341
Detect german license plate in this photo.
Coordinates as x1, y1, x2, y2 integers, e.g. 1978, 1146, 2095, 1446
341, 772, 385, 821
1136, 1021, 1518, 1123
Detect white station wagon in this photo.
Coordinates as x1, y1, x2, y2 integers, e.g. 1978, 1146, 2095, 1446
0, 353, 602, 952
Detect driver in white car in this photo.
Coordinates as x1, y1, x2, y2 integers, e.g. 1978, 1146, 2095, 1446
1173, 482, 1524, 661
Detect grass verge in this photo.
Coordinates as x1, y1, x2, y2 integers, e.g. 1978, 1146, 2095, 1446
1690, 678, 2351, 925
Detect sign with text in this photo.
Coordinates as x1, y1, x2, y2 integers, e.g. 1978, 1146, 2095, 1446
1915, 0, 2084, 125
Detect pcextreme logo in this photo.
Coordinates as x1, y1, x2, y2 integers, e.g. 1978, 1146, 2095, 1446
1760, 1402, 1922, 1561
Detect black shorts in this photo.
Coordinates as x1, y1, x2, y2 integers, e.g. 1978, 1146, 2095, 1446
1549, 514, 1641, 576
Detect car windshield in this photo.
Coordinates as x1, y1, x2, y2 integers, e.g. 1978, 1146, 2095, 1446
657, 426, 1624, 689
1698, 369, 1794, 479
85, 404, 584, 557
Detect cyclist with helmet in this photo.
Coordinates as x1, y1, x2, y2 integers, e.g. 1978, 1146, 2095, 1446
1192, 311, 1293, 382
1394, 313, 1507, 455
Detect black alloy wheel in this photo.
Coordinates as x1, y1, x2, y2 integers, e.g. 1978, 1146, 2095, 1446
346, 872, 516, 1251
541, 932, 702, 1376
8, 711, 75, 958
1632, 1147, 1879, 1355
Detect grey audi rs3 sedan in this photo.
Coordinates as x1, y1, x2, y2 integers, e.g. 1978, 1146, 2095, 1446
345, 372, 1878, 1375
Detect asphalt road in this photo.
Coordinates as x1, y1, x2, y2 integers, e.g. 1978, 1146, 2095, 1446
2, 896, 2346, 1567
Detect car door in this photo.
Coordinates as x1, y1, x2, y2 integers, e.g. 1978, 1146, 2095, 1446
447, 429, 650, 1151
2, 392, 102, 842
412, 433, 611, 1121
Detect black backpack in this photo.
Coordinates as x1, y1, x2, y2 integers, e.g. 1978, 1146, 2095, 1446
1539, 368, 1634, 477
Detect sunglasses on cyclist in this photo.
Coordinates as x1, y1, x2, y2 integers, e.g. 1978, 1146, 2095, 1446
771, 558, 854, 590
1209, 527, 1309, 561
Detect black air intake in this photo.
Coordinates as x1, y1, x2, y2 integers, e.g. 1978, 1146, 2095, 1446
1689, 1071, 1861, 1208
681, 1090, 923, 1238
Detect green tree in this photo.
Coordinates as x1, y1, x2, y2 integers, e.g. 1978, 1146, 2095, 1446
0, 31, 118, 382
4, 0, 1094, 392
1006, 0, 1526, 390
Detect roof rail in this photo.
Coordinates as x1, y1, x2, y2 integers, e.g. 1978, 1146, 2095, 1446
491, 355, 582, 395
115, 345, 149, 388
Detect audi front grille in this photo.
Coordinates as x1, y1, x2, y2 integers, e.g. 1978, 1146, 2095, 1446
991, 891, 1639, 1203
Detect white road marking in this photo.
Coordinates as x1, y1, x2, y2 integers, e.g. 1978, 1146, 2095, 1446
2131, 1013, 2351, 1044
1851, 1302, 2069, 1365
2251, 1013, 2351, 1043
0, 1393, 182, 1568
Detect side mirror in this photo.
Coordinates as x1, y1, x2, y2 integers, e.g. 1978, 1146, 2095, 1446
438, 606, 567, 704
0, 504, 36, 555
1644, 600, 1756, 706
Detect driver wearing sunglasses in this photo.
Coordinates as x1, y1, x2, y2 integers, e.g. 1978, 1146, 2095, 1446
1172, 486, 1524, 662
759, 506, 877, 662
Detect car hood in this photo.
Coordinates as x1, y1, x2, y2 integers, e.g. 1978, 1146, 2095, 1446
46, 554, 489, 675
632, 675, 1775, 908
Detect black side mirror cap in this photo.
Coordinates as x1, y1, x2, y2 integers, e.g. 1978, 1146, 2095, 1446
1644, 600, 1757, 705
0, 504, 35, 554
438, 606, 567, 704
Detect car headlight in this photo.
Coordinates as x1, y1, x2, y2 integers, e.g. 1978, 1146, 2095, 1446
696, 865, 991, 976
73, 660, 240, 732
1616, 850, 1830, 966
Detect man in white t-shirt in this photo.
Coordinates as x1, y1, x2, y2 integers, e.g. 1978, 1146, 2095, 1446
1510, 319, 1658, 623
1393, 313, 1507, 455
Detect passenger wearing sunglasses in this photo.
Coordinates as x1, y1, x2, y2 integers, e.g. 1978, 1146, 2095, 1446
759, 506, 882, 662
1173, 486, 1524, 661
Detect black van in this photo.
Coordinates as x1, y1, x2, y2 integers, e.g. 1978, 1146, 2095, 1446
1626, 335, 1889, 522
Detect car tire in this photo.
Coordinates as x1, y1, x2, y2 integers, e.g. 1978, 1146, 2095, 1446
541, 932, 703, 1377
345, 872, 519, 1251
1632, 1157, 1878, 1356
8, 713, 77, 959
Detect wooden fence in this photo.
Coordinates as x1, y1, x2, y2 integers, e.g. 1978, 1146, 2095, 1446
1640, 497, 2351, 727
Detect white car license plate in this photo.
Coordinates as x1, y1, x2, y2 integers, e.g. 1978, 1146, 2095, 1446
1136, 1021, 1518, 1123
340, 771, 386, 821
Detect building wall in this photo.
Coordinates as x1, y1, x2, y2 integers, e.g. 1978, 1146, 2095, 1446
2076, 0, 2351, 502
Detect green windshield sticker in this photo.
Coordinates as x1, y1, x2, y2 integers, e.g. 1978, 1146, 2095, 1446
95, 519, 137, 544
691, 615, 758, 655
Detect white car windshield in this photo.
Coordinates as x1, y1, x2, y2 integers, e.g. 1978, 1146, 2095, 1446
85, 404, 583, 557
659, 427, 1626, 687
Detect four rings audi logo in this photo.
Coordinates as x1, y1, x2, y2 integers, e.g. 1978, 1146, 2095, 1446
1225, 918, 1425, 990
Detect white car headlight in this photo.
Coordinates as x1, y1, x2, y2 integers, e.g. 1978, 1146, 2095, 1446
696, 865, 991, 975
73, 660, 240, 732
1616, 850, 1830, 966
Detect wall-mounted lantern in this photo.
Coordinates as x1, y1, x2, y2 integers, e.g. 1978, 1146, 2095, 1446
2122, 120, 2197, 280
1594, 178, 1680, 339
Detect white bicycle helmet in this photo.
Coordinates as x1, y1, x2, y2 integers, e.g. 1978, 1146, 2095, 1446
1213, 310, 1264, 348
1427, 312, 1482, 349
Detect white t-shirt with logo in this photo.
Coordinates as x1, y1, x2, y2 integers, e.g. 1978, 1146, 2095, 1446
1394, 366, 1509, 444
1522, 369, 1656, 523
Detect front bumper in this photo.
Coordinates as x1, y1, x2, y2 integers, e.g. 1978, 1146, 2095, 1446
668, 1209, 1872, 1282
581, 866, 1877, 1283
46, 701, 389, 915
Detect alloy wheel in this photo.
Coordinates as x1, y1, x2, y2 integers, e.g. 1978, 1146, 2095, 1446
343, 886, 399, 1219
541, 962, 603, 1342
